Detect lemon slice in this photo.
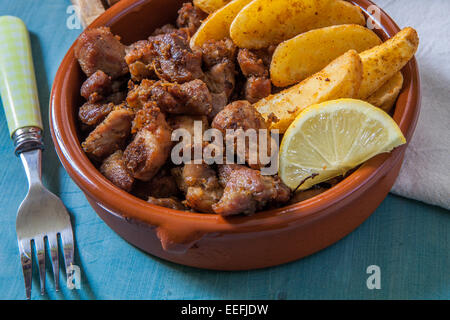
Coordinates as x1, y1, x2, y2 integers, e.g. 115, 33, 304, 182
279, 98, 406, 191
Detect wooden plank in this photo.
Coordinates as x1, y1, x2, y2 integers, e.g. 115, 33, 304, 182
70, 0, 106, 28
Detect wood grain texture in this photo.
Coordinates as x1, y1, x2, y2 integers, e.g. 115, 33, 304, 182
0, 0, 448, 300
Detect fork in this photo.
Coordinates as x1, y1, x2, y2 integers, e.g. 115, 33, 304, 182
0, 16, 75, 299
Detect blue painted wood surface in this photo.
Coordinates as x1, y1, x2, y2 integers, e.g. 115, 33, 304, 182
0, 0, 448, 300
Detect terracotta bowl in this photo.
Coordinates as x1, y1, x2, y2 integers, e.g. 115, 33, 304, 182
50, 0, 420, 270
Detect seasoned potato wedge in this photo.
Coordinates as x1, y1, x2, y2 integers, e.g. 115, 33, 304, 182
367, 72, 404, 113
358, 27, 419, 99
270, 24, 382, 87
309, 0, 365, 29
193, 0, 232, 13
255, 50, 363, 133
190, 0, 253, 49
230, 0, 365, 49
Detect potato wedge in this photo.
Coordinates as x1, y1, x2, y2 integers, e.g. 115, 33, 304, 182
270, 24, 382, 87
193, 0, 232, 13
358, 27, 419, 99
190, 0, 253, 49
255, 50, 363, 133
367, 72, 404, 113
230, 0, 365, 49
309, 0, 365, 29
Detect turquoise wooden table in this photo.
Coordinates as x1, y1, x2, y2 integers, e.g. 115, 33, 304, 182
0, 0, 448, 300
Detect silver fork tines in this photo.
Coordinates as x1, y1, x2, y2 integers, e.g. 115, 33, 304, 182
34, 237, 46, 294
15, 133, 75, 299
18, 239, 33, 299
47, 233, 60, 291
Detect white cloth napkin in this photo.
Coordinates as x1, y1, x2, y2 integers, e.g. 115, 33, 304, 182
372, 0, 450, 209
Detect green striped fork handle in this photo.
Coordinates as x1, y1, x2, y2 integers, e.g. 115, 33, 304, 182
0, 16, 44, 154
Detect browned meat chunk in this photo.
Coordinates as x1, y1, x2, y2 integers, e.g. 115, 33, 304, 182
147, 196, 187, 210
132, 166, 180, 200
244, 76, 272, 103
82, 107, 134, 160
125, 31, 203, 82
127, 79, 212, 115
212, 164, 291, 216
152, 24, 177, 36
124, 40, 156, 81
237, 48, 268, 78
158, 79, 212, 114
176, 2, 208, 36
123, 104, 172, 181
100, 150, 134, 192
152, 24, 190, 41
212, 100, 267, 133
169, 115, 209, 162
237, 48, 272, 102
212, 100, 272, 169
201, 39, 237, 105
172, 164, 223, 213
105, 91, 127, 105
74, 27, 128, 79
79, 102, 114, 128
80, 70, 112, 102
209, 92, 228, 121
168, 115, 209, 136
253, 46, 276, 68
125, 78, 154, 109
201, 38, 237, 68
203, 62, 236, 99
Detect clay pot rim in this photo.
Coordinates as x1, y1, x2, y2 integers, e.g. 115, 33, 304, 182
50, 0, 421, 235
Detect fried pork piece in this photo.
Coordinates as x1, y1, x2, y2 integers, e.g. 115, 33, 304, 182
74, 27, 128, 79
105, 90, 127, 105
168, 115, 209, 161
212, 164, 291, 216
82, 107, 134, 160
201, 38, 237, 100
212, 101, 272, 169
168, 115, 209, 136
203, 62, 236, 99
79, 102, 114, 129
244, 76, 272, 104
152, 24, 177, 36
199, 38, 238, 119
237, 46, 276, 75
237, 49, 268, 78
176, 2, 208, 36
212, 100, 267, 133
125, 31, 203, 82
127, 79, 212, 115
256, 45, 277, 66
123, 104, 172, 181
147, 196, 187, 210
80, 70, 112, 102
237, 48, 272, 103
151, 25, 190, 42
100, 150, 134, 192
201, 38, 237, 68
132, 166, 180, 200
124, 40, 156, 81
172, 164, 223, 213
209, 92, 228, 121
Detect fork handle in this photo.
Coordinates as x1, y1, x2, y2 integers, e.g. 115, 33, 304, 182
0, 16, 43, 154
